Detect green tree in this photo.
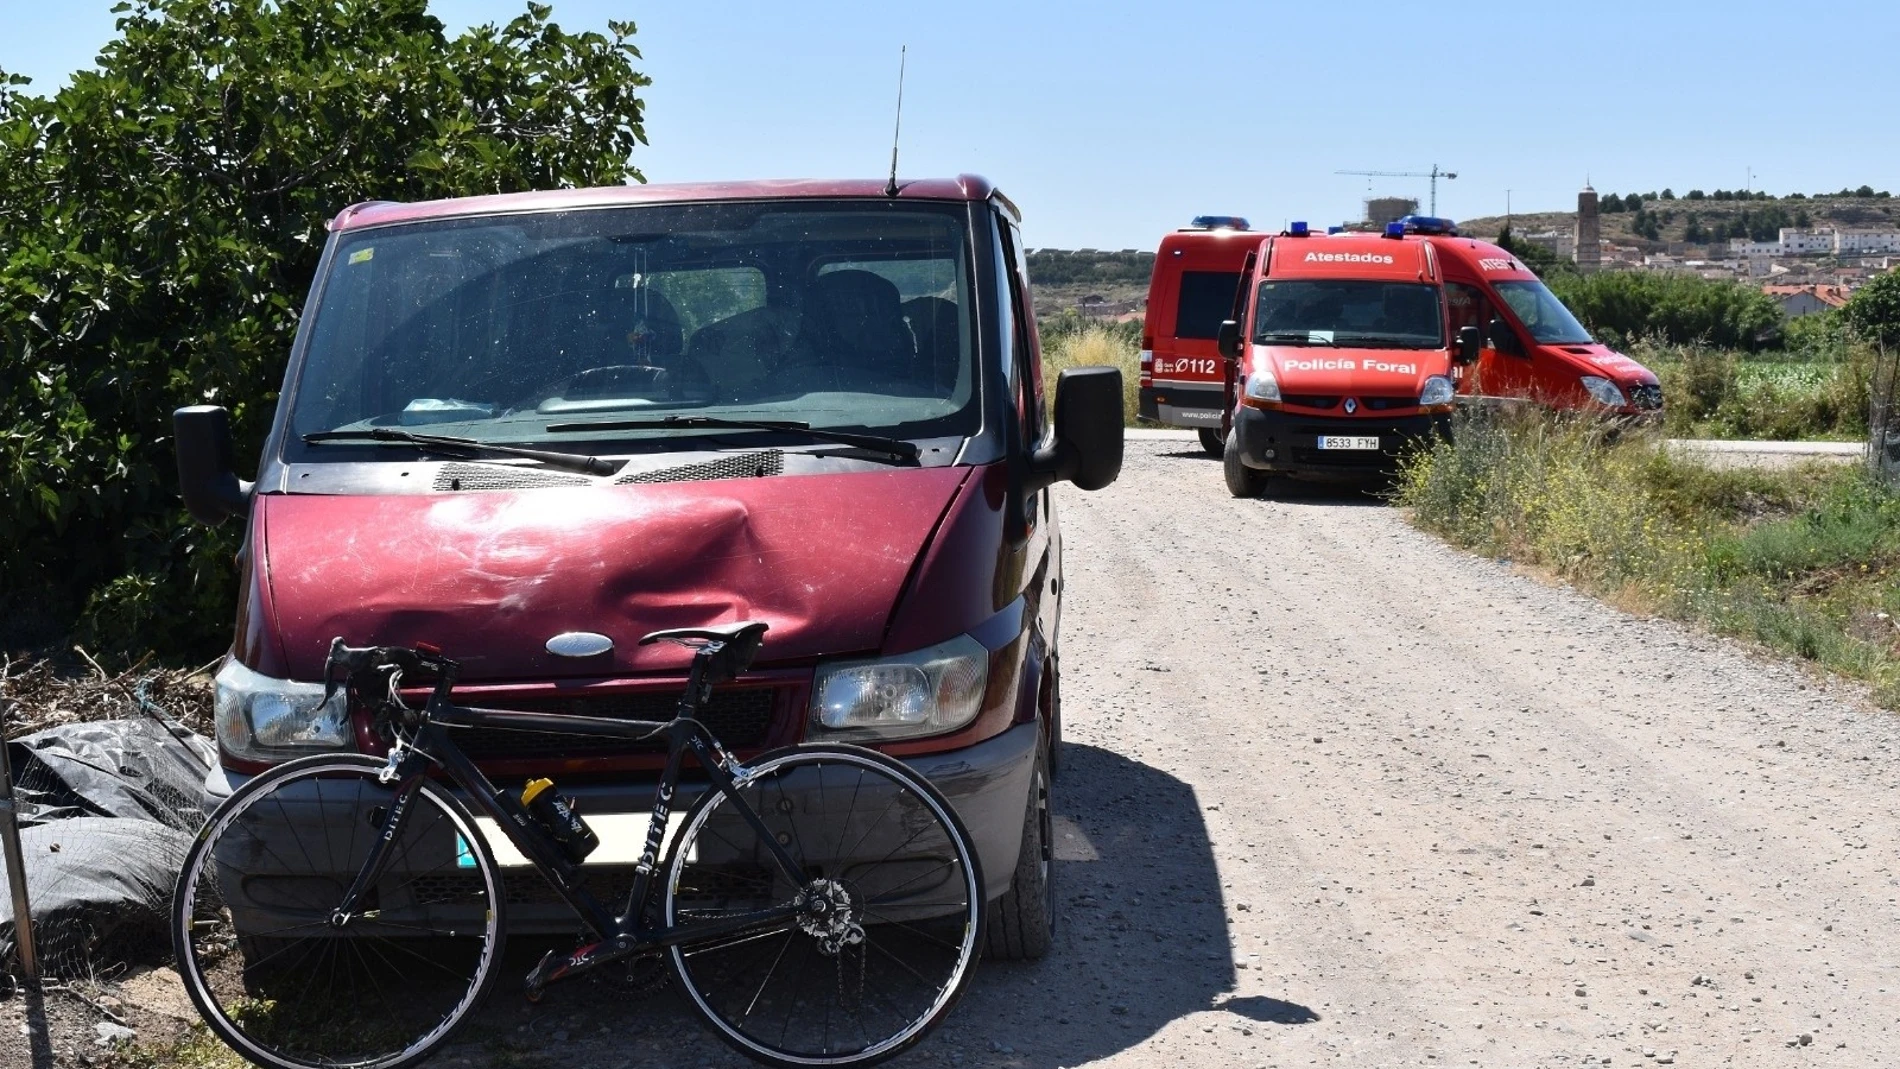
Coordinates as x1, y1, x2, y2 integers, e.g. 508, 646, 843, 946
0, 0, 649, 655
1546, 270, 1783, 350
1625, 193, 1644, 213
1600, 192, 1626, 213
1843, 270, 1900, 346
1687, 189, 1705, 200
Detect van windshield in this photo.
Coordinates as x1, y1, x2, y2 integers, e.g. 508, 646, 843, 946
1251, 280, 1443, 348
288, 202, 977, 452
1493, 280, 1593, 344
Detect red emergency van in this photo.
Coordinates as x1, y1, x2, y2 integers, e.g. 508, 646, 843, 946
1217, 217, 1663, 496
1139, 216, 1256, 455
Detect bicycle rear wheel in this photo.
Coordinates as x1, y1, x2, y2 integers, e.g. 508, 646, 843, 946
665, 745, 983, 1067
172, 755, 506, 1069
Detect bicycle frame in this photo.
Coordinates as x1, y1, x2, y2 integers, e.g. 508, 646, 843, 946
331, 671, 811, 987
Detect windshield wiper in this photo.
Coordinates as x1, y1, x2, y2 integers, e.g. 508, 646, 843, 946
1335, 335, 1435, 350
544, 416, 922, 462
1255, 331, 1331, 347
302, 429, 615, 475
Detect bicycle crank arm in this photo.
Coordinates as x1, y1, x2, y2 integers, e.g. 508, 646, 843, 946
524, 937, 638, 1000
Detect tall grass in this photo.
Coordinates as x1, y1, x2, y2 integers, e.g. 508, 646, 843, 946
1040, 321, 1142, 426
1397, 407, 1900, 704
1630, 336, 1874, 441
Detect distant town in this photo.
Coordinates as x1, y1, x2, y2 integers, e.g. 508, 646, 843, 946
1027, 186, 1899, 322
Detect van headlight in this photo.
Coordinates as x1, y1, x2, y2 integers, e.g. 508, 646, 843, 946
809, 635, 989, 742
1418, 375, 1456, 407
1580, 375, 1628, 408
214, 658, 351, 762
1243, 369, 1282, 406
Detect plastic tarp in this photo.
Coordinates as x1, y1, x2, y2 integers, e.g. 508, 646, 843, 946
0, 818, 195, 976
7, 718, 214, 830
2, 719, 214, 977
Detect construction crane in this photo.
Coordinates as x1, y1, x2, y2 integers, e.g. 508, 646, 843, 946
1336, 165, 1459, 217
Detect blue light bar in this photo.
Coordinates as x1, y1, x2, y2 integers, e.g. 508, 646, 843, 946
1327, 226, 1344, 234
1397, 214, 1459, 236
1289, 221, 1309, 236
1190, 215, 1251, 231
1383, 221, 1406, 239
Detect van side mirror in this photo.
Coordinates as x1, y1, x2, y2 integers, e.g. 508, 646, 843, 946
1486, 318, 1521, 356
1029, 367, 1123, 492
1455, 325, 1482, 365
174, 405, 253, 523
1216, 319, 1242, 360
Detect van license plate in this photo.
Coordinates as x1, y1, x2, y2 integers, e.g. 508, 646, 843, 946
1318, 435, 1381, 451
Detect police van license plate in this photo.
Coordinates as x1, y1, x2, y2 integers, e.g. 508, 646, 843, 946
1317, 435, 1381, 451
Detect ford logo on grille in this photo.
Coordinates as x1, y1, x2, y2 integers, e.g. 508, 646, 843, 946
546, 632, 614, 658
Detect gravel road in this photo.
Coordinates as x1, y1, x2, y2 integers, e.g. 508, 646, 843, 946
422, 435, 1898, 1069
18, 435, 1892, 1069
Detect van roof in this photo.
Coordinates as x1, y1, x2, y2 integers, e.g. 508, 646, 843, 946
1265, 232, 1434, 281
329, 176, 1007, 232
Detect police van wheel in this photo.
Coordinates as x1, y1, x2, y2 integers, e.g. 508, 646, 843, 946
1223, 430, 1268, 498
1197, 427, 1224, 456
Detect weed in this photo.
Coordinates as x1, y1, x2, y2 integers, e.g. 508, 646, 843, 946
1397, 407, 1900, 707
1040, 322, 1142, 426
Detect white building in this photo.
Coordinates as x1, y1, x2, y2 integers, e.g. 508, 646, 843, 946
1835, 229, 1900, 255
1778, 228, 1835, 255
1521, 230, 1575, 259
1729, 238, 1778, 257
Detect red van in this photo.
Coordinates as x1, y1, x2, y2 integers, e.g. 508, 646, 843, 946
1217, 218, 1663, 495
1138, 216, 1256, 455
173, 176, 1122, 963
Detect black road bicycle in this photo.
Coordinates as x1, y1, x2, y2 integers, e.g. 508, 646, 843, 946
171, 622, 984, 1069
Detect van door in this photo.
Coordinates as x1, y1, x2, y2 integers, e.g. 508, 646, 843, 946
1445, 279, 1534, 399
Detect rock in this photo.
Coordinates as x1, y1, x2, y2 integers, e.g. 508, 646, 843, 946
1800, 1034, 1813, 1046
93, 1023, 136, 1046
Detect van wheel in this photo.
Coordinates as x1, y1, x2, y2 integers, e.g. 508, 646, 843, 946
1223, 429, 1268, 498
1045, 654, 1062, 781
1197, 427, 1224, 456
985, 743, 1054, 962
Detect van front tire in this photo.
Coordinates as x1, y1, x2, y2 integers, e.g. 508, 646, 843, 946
984, 742, 1054, 962
1223, 430, 1268, 498
1197, 427, 1224, 456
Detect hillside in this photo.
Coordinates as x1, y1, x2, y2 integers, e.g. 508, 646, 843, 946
1026, 247, 1152, 317
1455, 190, 1900, 254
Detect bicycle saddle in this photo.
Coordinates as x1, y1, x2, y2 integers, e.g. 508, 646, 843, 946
639, 621, 769, 686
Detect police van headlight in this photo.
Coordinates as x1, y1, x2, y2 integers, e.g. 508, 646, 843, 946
1243, 369, 1282, 408
214, 658, 352, 762
809, 635, 989, 742
1418, 375, 1456, 408
1580, 375, 1628, 408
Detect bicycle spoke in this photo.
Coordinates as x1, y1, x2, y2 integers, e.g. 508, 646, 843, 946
736, 930, 797, 1029
678, 922, 798, 959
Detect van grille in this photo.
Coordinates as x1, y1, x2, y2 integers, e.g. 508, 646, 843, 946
616, 450, 784, 485
1359, 396, 1417, 411
1282, 395, 1340, 410
448, 687, 779, 759
1628, 384, 1663, 410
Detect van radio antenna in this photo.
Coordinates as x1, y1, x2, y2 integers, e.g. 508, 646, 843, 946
885, 45, 907, 198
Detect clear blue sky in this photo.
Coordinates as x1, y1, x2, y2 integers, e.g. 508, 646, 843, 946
2, 0, 1895, 249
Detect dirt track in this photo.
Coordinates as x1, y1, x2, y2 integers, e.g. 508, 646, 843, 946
451, 436, 1900, 1069
12, 435, 1899, 1069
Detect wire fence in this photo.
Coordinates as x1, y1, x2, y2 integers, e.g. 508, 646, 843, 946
1, 657, 216, 990
1869, 344, 1900, 483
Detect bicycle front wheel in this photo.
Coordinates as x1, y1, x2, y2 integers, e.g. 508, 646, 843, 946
665, 745, 983, 1068
172, 755, 506, 1069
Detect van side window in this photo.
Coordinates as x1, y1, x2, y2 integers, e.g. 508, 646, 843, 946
1446, 282, 1515, 354
997, 215, 1044, 442
1175, 271, 1242, 340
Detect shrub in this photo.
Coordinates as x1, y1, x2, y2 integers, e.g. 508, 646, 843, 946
0, 0, 649, 658
1547, 271, 1783, 350
1041, 322, 1141, 426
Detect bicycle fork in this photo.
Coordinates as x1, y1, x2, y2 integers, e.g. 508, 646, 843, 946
329, 746, 432, 928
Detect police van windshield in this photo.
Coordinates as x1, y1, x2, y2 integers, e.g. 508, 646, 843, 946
1252, 280, 1443, 348
288, 201, 977, 453
1493, 280, 1593, 344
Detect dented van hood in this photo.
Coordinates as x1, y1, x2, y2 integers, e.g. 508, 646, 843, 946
1254, 343, 1446, 396
255, 468, 969, 681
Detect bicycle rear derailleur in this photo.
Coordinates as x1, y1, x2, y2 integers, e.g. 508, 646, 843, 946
796, 878, 865, 956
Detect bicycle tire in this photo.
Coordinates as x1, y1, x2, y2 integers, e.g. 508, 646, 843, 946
172, 754, 507, 1069
663, 744, 984, 1068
